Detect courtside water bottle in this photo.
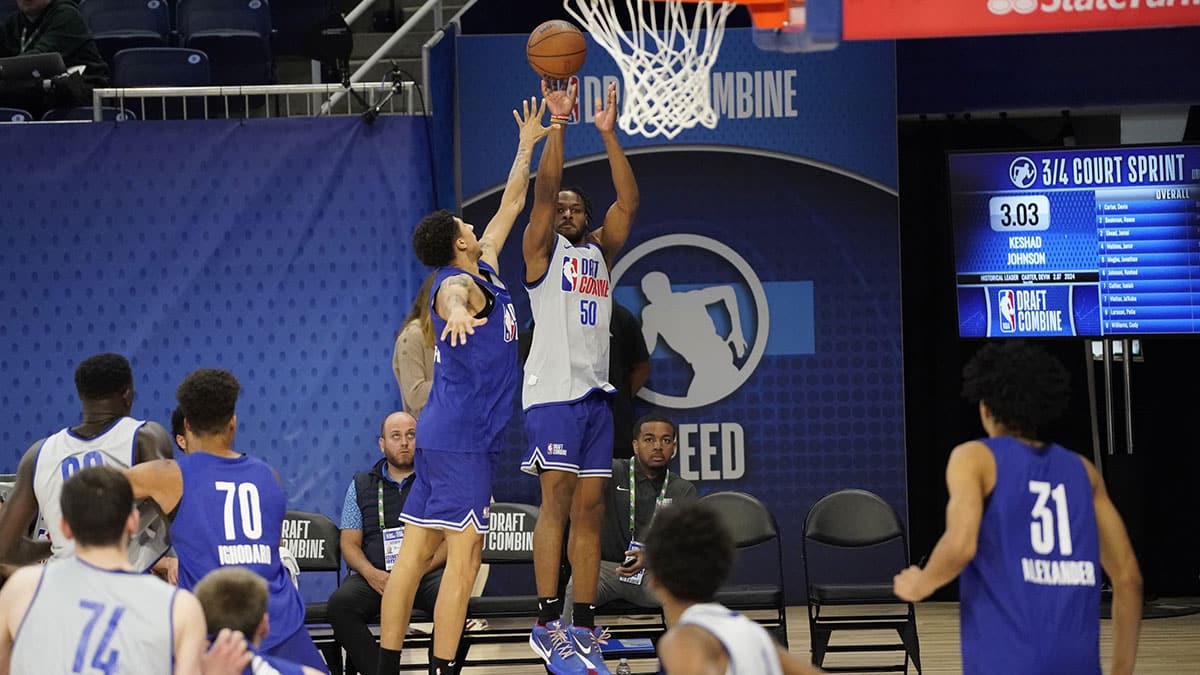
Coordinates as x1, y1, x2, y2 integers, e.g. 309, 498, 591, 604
615, 657, 632, 675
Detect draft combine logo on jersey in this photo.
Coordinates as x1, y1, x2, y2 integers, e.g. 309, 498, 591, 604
561, 255, 611, 297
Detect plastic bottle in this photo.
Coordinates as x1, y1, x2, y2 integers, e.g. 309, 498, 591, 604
615, 657, 633, 675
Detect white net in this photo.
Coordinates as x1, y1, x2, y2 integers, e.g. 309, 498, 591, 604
564, 0, 736, 140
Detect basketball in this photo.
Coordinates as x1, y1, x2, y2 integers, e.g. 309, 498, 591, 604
526, 20, 587, 79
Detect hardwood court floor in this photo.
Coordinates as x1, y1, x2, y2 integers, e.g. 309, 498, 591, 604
435, 599, 1200, 673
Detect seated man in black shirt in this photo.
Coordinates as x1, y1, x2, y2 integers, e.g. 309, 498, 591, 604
328, 411, 445, 675
0, 0, 110, 117
563, 413, 697, 622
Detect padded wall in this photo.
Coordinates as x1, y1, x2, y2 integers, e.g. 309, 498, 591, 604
0, 116, 433, 601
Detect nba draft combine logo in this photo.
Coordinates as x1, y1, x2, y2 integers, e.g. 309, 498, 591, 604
996, 288, 1063, 333
610, 234, 770, 409
998, 289, 1017, 333
561, 256, 610, 297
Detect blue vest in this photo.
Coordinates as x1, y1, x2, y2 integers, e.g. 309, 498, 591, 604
417, 259, 519, 454
960, 436, 1101, 675
352, 459, 414, 570
171, 451, 305, 650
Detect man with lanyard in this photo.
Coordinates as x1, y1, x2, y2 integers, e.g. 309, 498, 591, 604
329, 411, 445, 675
563, 413, 697, 622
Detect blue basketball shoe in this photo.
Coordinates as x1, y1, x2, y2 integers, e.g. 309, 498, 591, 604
530, 619, 595, 674
568, 624, 612, 675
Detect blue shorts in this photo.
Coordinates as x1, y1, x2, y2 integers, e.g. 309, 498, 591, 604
521, 393, 614, 478
262, 624, 329, 673
400, 448, 495, 533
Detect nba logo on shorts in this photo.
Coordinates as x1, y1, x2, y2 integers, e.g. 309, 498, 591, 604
998, 289, 1017, 333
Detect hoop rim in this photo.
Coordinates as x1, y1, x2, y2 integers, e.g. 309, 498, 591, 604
646, 0, 791, 30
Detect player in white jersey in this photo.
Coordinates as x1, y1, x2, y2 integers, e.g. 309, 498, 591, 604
522, 80, 639, 675
645, 502, 821, 675
0, 466, 252, 675
0, 353, 173, 569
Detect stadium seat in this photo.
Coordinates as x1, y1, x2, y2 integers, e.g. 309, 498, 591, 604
0, 108, 33, 122
80, 0, 171, 67
177, 0, 272, 85
113, 46, 211, 86
802, 488, 922, 673
700, 491, 790, 647
42, 106, 138, 121
111, 48, 210, 119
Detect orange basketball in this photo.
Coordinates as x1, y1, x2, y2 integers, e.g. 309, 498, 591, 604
526, 20, 587, 79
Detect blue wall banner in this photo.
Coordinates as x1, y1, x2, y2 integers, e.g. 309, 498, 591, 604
0, 117, 433, 603
456, 30, 903, 601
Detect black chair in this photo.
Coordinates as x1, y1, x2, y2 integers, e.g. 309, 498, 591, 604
112, 47, 210, 119
802, 488, 921, 673
0, 108, 33, 122
282, 510, 344, 675
42, 106, 137, 121
80, 0, 171, 66
176, 0, 272, 85
700, 491, 789, 646
453, 501, 546, 669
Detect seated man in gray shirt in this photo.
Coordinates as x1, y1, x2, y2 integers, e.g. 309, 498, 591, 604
564, 413, 697, 621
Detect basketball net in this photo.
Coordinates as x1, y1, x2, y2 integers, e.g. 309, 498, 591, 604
564, 0, 736, 140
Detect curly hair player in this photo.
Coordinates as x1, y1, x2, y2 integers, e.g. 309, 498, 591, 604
894, 341, 1142, 675
645, 501, 821, 675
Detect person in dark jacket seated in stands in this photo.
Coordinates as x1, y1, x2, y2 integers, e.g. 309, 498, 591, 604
0, 0, 110, 117
328, 411, 446, 675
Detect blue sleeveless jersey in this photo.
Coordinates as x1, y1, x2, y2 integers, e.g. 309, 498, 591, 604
171, 452, 305, 650
417, 260, 519, 454
960, 436, 1101, 675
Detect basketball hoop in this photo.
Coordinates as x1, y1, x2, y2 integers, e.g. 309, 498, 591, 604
564, 0, 738, 140
565, 0, 835, 139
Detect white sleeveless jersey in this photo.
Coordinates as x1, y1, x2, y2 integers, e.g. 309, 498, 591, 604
33, 416, 144, 561
523, 235, 616, 409
11, 556, 178, 675
678, 603, 784, 675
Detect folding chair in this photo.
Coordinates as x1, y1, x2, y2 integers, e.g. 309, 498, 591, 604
803, 488, 921, 673
282, 510, 344, 675
700, 490, 789, 646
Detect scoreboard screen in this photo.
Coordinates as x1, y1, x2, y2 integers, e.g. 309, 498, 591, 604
950, 144, 1200, 338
